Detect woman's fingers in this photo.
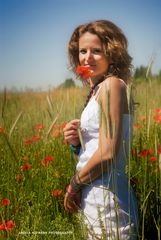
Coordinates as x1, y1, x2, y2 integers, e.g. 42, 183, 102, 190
64, 129, 78, 137
63, 119, 80, 132
64, 193, 80, 213
70, 119, 80, 125
64, 130, 79, 144
63, 119, 81, 145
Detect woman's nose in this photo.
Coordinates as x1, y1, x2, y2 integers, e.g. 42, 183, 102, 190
85, 51, 93, 61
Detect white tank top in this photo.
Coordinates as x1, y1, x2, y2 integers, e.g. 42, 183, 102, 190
76, 79, 133, 173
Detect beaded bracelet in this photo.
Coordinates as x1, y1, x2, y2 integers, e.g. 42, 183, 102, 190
69, 144, 81, 155
70, 174, 83, 192
67, 191, 77, 196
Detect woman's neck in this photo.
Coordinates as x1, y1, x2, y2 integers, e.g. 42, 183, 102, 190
89, 75, 106, 88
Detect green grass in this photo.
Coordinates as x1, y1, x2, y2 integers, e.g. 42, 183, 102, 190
0, 80, 161, 239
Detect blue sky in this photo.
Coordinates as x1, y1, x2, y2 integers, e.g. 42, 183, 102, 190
0, 0, 161, 90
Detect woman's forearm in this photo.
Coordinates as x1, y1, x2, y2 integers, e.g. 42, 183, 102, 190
77, 149, 112, 185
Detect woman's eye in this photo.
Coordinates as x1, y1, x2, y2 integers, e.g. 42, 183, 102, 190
80, 49, 87, 54
93, 48, 102, 54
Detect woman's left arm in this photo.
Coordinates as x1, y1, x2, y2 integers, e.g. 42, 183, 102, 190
75, 77, 127, 184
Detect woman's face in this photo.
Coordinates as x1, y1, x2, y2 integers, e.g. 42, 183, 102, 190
79, 32, 109, 80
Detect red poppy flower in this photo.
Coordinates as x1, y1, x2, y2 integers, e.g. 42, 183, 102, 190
52, 122, 68, 138
154, 108, 161, 114
0, 220, 15, 231
76, 65, 92, 79
0, 127, 5, 134
24, 135, 41, 145
51, 189, 63, 198
153, 114, 161, 123
1, 198, 10, 206
41, 155, 54, 167
21, 163, 31, 171
24, 138, 33, 145
139, 148, 153, 157
149, 156, 157, 162
31, 135, 41, 142
35, 124, 45, 131
45, 156, 54, 161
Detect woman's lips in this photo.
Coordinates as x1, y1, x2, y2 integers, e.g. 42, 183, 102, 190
85, 64, 96, 69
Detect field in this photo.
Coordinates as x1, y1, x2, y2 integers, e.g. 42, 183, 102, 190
0, 79, 161, 240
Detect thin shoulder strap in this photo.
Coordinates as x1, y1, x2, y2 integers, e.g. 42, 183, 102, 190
118, 78, 128, 87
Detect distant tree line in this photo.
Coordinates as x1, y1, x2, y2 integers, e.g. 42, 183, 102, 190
58, 78, 76, 88
133, 65, 161, 81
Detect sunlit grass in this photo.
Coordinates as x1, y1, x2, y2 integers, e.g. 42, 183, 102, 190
0, 80, 161, 239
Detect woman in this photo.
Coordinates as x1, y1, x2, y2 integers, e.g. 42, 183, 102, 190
63, 20, 139, 239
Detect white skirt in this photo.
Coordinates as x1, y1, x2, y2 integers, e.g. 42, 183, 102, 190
79, 173, 139, 240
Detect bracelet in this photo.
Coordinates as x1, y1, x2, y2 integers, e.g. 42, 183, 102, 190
67, 191, 77, 196
69, 144, 81, 155
77, 172, 82, 184
70, 174, 83, 192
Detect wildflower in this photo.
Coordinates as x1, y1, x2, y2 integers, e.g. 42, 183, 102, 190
15, 173, 23, 183
139, 148, 153, 158
23, 135, 41, 145
153, 114, 161, 123
0, 126, 5, 134
52, 122, 67, 138
154, 108, 161, 114
51, 189, 63, 198
76, 65, 92, 79
35, 124, 45, 131
133, 123, 142, 129
31, 135, 41, 142
45, 155, 54, 161
41, 155, 54, 167
52, 127, 61, 138
21, 163, 31, 171
149, 156, 157, 162
1, 198, 10, 206
0, 220, 15, 231
24, 138, 33, 145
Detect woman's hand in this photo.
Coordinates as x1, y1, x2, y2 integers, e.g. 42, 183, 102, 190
64, 185, 81, 213
63, 119, 80, 146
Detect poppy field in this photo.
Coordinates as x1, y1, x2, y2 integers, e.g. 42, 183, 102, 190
0, 79, 161, 240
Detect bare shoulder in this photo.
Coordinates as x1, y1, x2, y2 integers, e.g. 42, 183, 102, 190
99, 76, 126, 97
97, 77, 130, 114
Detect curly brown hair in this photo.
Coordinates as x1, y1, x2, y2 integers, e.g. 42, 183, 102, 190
68, 20, 133, 83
